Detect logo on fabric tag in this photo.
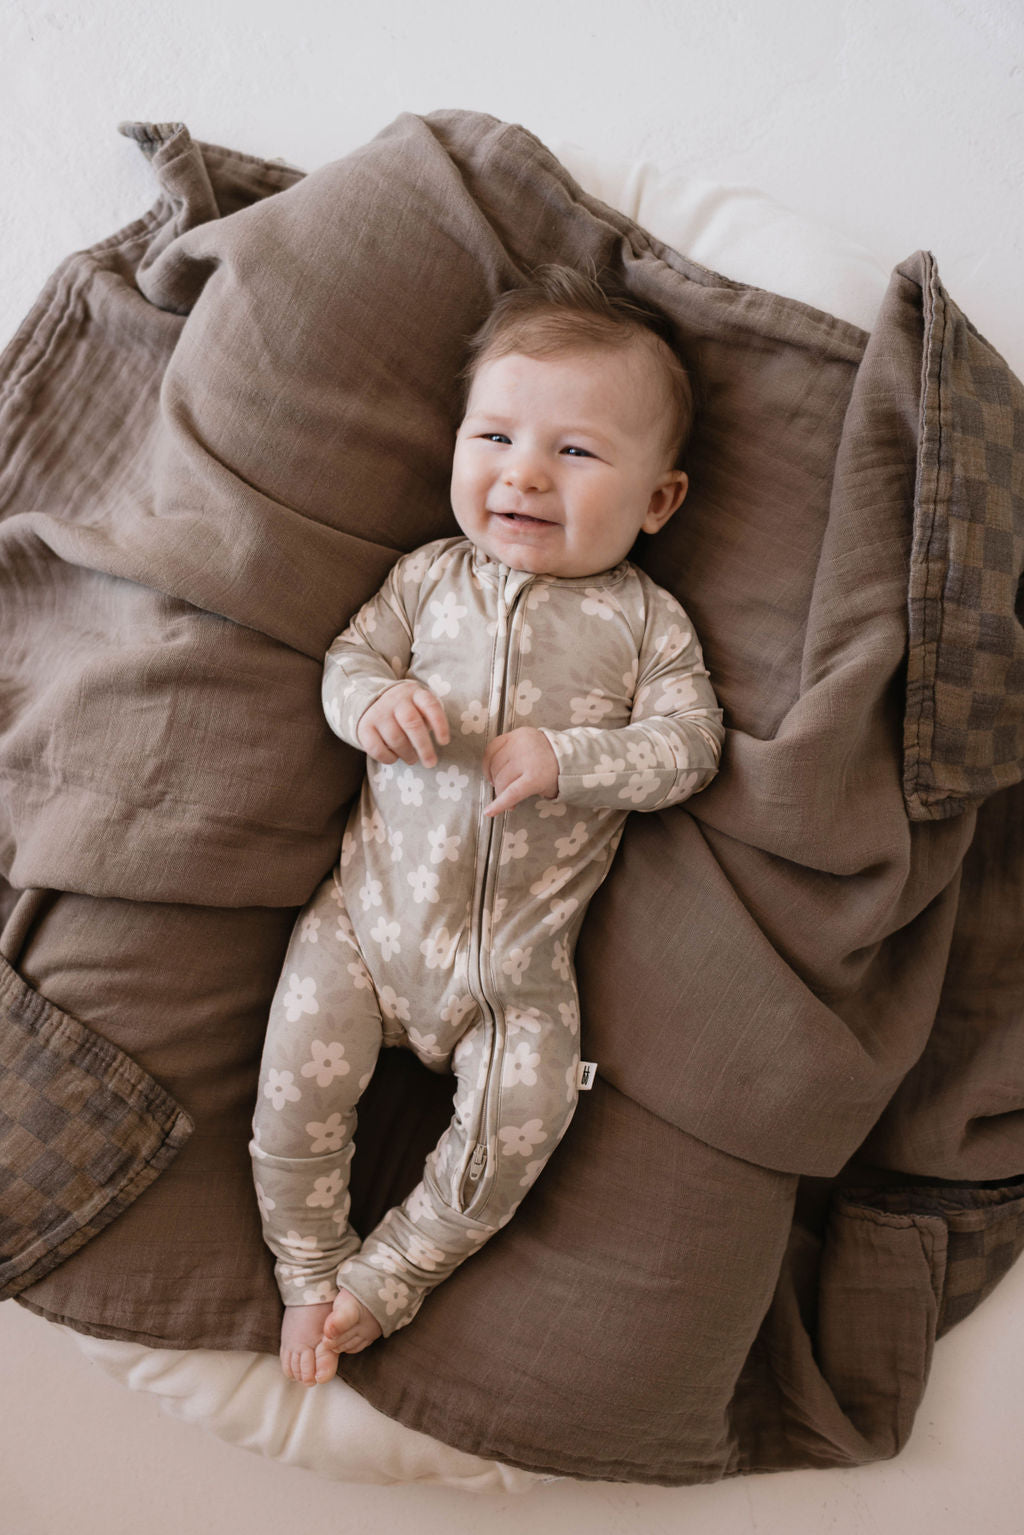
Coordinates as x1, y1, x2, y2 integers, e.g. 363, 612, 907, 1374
577, 1061, 598, 1091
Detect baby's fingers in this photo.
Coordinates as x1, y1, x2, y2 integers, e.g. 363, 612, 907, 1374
484, 775, 530, 819
411, 687, 450, 750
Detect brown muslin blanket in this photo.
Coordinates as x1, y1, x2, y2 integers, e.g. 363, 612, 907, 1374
1, 112, 1023, 1485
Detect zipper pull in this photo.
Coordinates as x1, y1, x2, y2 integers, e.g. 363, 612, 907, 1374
466, 1143, 487, 1182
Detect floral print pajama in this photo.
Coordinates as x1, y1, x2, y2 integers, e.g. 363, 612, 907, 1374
251, 537, 723, 1335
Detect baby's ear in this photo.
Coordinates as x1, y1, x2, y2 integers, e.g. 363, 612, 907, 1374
642, 471, 688, 534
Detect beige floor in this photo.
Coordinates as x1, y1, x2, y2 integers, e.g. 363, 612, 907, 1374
4, 1262, 1024, 1535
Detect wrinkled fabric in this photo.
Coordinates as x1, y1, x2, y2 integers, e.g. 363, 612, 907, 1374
1, 112, 1022, 1484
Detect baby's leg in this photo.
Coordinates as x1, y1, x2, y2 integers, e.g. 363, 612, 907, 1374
334, 1006, 581, 1337
250, 873, 385, 1384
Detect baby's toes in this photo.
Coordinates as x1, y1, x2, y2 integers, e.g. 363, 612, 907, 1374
314, 1340, 340, 1383
281, 1345, 318, 1386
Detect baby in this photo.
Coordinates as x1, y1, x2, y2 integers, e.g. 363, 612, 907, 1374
251, 266, 724, 1385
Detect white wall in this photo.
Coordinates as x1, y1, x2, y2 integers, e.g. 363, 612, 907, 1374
2, 2, 1024, 1531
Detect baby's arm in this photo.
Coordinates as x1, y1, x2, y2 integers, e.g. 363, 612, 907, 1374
540, 588, 724, 813
322, 547, 448, 757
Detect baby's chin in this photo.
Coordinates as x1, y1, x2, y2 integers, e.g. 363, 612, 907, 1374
475, 535, 627, 580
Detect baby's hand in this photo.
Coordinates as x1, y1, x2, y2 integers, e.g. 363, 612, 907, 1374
483, 728, 559, 818
357, 681, 450, 768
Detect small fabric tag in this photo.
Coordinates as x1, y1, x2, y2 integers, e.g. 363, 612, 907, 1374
576, 1060, 598, 1091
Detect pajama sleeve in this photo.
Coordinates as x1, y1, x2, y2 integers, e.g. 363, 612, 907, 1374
321, 555, 419, 749
539, 584, 724, 812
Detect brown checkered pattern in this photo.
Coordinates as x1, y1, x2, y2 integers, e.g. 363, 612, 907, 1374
0, 957, 192, 1300
843, 1179, 1024, 1336
904, 255, 1024, 819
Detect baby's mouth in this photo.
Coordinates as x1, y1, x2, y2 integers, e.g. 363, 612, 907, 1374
493, 511, 551, 526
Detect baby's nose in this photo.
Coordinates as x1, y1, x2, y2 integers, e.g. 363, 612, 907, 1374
504, 451, 550, 492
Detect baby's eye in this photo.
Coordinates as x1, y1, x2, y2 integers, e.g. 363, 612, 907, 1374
482, 433, 511, 444
561, 445, 594, 458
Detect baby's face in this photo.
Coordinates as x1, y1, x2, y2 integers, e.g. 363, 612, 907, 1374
450, 344, 688, 579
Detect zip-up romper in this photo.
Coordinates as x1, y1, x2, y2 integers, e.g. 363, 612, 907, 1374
251, 537, 723, 1335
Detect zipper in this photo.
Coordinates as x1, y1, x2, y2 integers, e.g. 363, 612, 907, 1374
459, 566, 535, 1213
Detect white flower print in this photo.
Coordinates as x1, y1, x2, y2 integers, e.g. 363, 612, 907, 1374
506, 1005, 544, 1035
358, 876, 383, 911
283, 1231, 320, 1259
518, 1157, 545, 1189
519, 621, 534, 655
581, 588, 616, 620
408, 1026, 441, 1056
303, 1281, 337, 1304
542, 896, 580, 931
480, 895, 508, 950
526, 585, 551, 611
554, 821, 588, 859
437, 765, 469, 801
558, 999, 580, 1036
300, 911, 321, 944
634, 682, 653, 712
324, 694, 342, 734
340, 828, 356, 867
664, 770, 701, 805
396, 769, 424, 807
569, 690, 615, 725
426, 672, 452, 698
656, 675, 700, 711
370, 916, 402, 959
347, 957, 372, 990
404, 1232, 447, 1271
626, 738, 658, 771
428, 823, 462, 863
564, 1060, 579, 1103
377, 1276, 411, 1316
379, 985, 411, 1022
301, 1039, 351, 1087
254, 1182, 275, 1218
504, 1041, 540, 1086
551, 937, 572, 982
334, 907, 356, 944
500, 828, 529, 865
363, 807, 387, 843
387, 826, 404, 863
622, 656, 639, 694
536, 798, 568, 819
529, 864, 573, 898
402, 548, 432, 583
429, 592, 467, 639
306, 1113, 346, 1154
501, 946, 533, 984
440, 992, 475, 1028
581, 753, 626, 788
654, 621, 692, 660
306, 1169, 344, 1208
360, 607, 378, 634
406, 1184, 433, 1224
619, 769, 660, 803
498, 1118, 548, 1157
408, 864, 441, 904
421, 926, 459, 969
514, 679, 542, 715
282, 973, 318, 1023
460, 699, 488, 734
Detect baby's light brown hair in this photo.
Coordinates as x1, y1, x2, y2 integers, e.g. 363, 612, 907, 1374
462, 265, 695, 469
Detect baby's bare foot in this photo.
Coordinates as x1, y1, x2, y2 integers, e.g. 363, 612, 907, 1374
280, 1302, 333, 1386
315, 1286, 383, 1374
